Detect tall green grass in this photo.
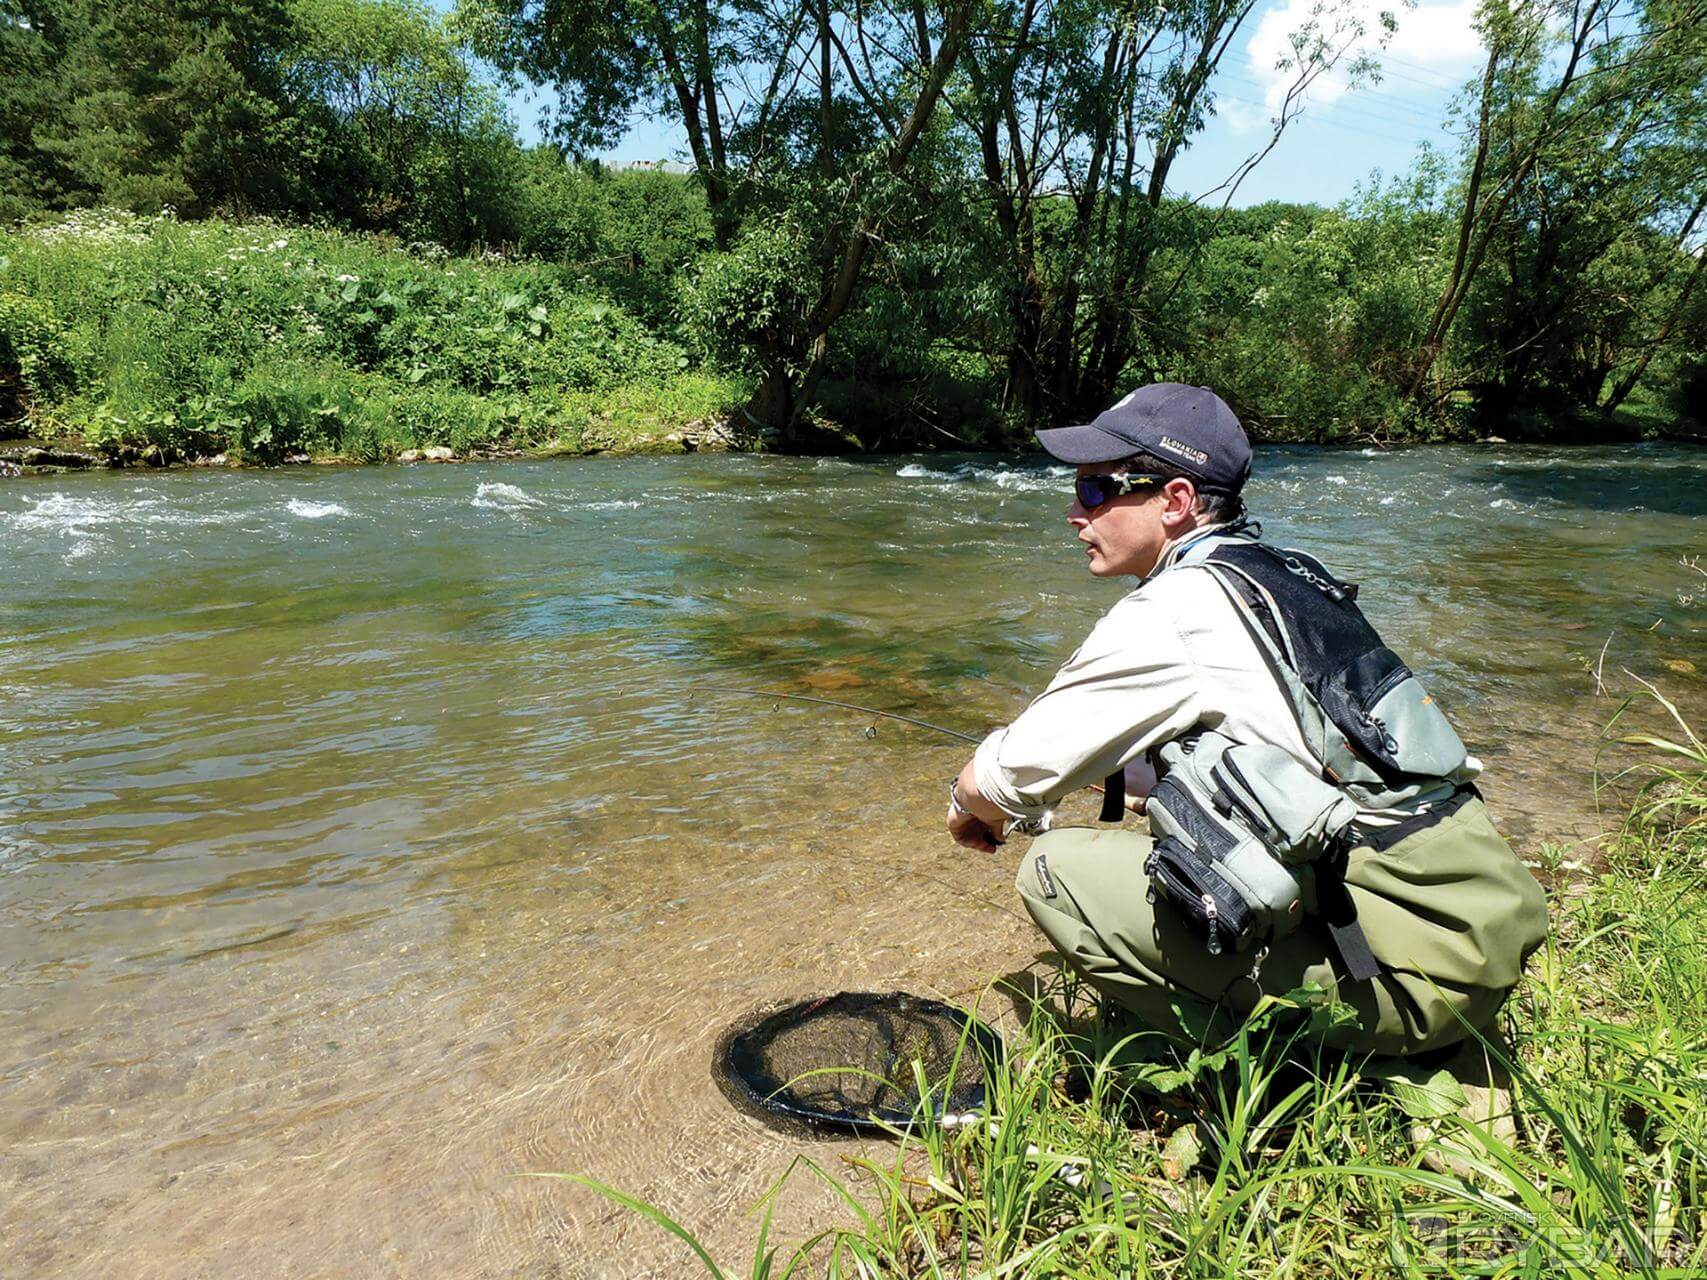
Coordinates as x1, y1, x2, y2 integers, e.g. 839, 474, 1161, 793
0, 208, 744, 461
555, 694, 1707, 1277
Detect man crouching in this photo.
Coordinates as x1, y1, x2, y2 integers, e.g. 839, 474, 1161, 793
946, 383, 1547, 1056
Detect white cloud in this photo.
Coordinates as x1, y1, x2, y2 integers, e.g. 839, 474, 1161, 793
1232, 0, 1484, 130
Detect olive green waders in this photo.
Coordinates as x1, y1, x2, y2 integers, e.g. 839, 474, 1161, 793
1014, 798, 1548, 1055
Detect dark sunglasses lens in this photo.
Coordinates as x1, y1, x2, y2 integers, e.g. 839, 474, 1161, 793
1075, 476, 1113, 508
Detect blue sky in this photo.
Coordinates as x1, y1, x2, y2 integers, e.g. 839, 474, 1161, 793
498, 0, 1487, 209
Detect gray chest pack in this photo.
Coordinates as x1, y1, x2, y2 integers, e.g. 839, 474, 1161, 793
1122, 533, 1477, 980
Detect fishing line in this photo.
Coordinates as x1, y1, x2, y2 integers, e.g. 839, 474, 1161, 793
694, 684, 1113, 809
695, 685, 984, 744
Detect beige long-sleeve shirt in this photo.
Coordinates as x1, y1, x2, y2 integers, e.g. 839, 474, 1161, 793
972, 553, 1318, 822
974, 528, 1480, 829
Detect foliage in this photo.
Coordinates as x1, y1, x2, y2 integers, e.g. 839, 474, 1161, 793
1, 0, 1701, 448
549, 700, 1707, 1276
0, 208, 737, 460
506, 161, 717, 327
678, 215, 819, 378
284, 0, 520, 247
0, 290, 78, 428
1159, 196, 1456, 442
11, 0, 307, 218
0, 0, 524, 248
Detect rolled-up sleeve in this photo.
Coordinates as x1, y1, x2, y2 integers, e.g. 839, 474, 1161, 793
972, 590, 1201, 820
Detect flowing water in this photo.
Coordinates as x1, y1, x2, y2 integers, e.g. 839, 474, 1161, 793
2, 445, 1703, 1277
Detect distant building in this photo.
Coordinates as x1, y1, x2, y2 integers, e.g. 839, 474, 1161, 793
623, 159, 694, 175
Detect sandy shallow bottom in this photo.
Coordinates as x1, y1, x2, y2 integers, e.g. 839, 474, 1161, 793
4, 758, 1047, 1278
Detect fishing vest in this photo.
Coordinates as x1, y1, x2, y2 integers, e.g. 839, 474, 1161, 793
1123, 530, 1478, 979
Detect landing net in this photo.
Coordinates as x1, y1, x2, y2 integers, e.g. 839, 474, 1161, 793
718, 992, 1004, 1133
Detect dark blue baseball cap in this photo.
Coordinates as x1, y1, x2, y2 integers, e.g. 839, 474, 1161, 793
1037, 383, 1251, 492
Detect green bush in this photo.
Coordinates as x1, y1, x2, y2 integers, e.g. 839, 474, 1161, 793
506, 161, 713, 328
677, 215, 817, 377
0, 208, 735, 459
1156, 202, 1448, 441
0, 290, 77, 430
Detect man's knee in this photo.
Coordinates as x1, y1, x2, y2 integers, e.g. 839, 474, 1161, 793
1014, 826, 1149, 911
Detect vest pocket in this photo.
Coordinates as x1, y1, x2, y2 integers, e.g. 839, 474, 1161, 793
1323, 649, 1470, 782
1146, 836, 1257, 956
1209, 743, 1358, 865
1146, 767, 1305, 951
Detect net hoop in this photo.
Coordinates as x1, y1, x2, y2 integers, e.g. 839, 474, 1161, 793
715, 991, 1005, 1135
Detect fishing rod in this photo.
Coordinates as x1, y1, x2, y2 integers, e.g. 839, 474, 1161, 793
695, 685, 983, 744
697, 684, 1114, 832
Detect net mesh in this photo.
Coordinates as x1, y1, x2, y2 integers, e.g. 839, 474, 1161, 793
718, 992, 1003, 1132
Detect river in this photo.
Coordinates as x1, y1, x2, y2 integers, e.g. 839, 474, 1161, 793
2, 445, 1703, 1277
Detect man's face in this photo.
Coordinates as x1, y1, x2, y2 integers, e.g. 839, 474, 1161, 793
1068, 464, 1198, 579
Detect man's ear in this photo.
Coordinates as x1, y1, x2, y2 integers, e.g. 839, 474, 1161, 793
1160, 477, 1199, 529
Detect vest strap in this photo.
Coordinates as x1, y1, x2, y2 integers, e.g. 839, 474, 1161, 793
1099, 771, 1126, 823
1317, 850, 1381, 982
1327, 918, 1382, 983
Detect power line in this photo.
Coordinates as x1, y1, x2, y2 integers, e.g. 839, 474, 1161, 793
1378, 51, 1483, 87
1370, 61, 1476, 93
1207, 87, 1432, 147
1219, 70, 1454, 132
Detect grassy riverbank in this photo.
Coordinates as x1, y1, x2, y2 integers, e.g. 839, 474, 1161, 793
6, 208, 1696, 471
574, 697, 1707, 1276
0, 209, 746, 463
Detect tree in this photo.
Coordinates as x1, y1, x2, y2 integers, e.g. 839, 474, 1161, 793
0, 0, 91, 218
460, 0, 783, 246
940, 0, 1384, 421
288, 0, 518, 246
1408, 0, 1707, 421
28, 0, 302, 217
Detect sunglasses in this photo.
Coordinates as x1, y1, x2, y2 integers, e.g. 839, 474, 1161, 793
1073, 472, 1164, 510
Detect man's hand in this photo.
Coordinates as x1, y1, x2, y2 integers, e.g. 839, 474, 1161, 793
947, 804, 1005, 853
947, 768, 1008, 853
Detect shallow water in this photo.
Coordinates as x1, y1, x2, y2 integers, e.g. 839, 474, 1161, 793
2, 445, 1703, 1276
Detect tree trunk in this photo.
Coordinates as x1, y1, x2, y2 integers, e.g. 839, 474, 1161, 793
740, 0, 972, 441
745, 365, 794, 441
655, 17, 733, 249
1408, 44, 1500, 401
1601, 216, 1707, 414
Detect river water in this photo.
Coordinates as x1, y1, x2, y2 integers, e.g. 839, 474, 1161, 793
2, 445, 1703, 1276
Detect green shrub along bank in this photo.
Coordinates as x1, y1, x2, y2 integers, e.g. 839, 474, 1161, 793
9, 200, 1693, 465
0, 209, 742, 462
563, 693, 1707, 1276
